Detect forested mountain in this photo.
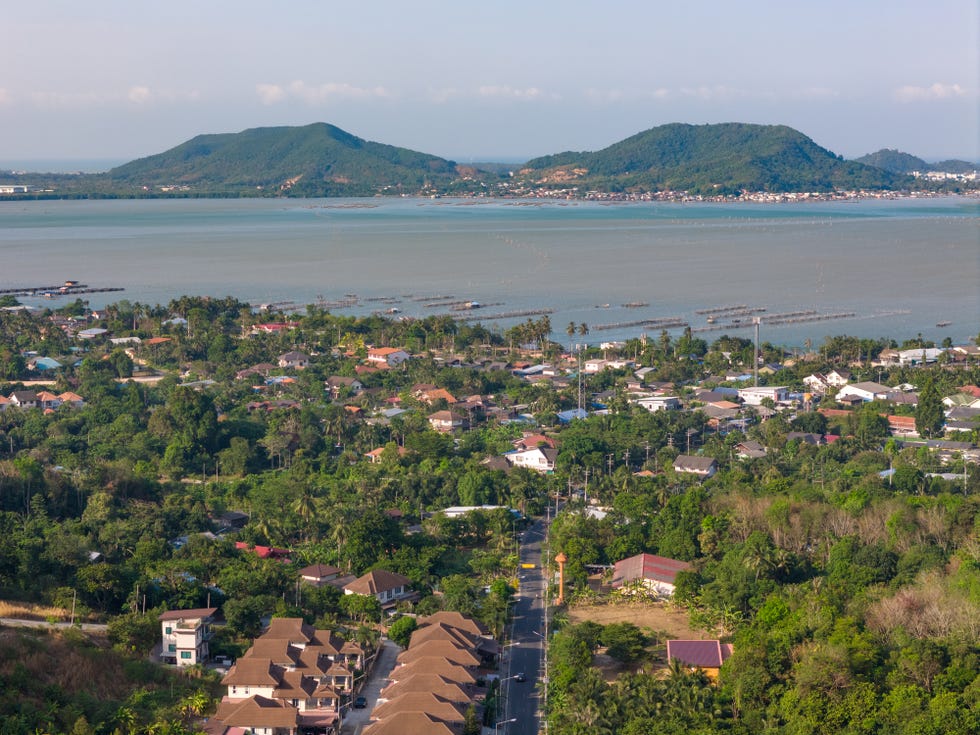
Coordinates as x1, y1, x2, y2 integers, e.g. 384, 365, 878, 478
105, 122, 467, 196
520, 123, 907, 194
855, 148, 978, 174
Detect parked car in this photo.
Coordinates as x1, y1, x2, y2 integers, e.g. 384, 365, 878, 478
353, 696, 367, 709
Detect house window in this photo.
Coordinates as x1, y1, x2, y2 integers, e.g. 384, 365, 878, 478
180, 651, 192, 660
165, 626, 172, 634
168, 644, 176, 652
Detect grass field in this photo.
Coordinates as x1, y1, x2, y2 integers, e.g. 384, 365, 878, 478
566, 599, 701, 640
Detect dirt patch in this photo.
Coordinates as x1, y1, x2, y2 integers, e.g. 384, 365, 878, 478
566, 600, 701, 640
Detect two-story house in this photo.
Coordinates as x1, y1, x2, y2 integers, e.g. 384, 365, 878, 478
158, 607, 217, 667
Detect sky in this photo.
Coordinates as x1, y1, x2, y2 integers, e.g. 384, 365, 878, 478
2, 1, 978, 165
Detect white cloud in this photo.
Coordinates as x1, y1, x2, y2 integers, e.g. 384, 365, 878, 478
478, 85, 547, 100
791, 87, 839, 100
894, 82, 967, 102
257, 81, 390, 106
257, 84, 286, 105
679, 85, 744, 101
29, 91, 102, 109
128, 86, 151, 104
426, 87, 459, 103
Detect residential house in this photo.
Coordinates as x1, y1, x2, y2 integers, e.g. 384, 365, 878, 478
428, 410, 466, 432
159, 607, 217, 666
611, 553, 691, 598
735, 440, 767, 459
836, 381, 890, 403
504, 446, 557, 473
635, 395, 682, 413
343, 569, 414, 609
666, 640, 733, 680
325, 375, 364, 397
367, 347, 410, 367
362, 712, 464, 735
298, 563, 344, 587
673, 455, 718, 479
277, 351, 310, 369
738, 386, 789, 406
8, 390, 38, 408
212, 695, 299, 735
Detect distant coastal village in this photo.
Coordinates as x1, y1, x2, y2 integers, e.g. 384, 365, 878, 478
0, 290, 979, 734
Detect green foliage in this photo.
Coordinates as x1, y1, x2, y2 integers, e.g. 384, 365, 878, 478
387, 615, 418, 648
523, 122, 907, 194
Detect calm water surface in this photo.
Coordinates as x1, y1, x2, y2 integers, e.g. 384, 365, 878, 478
2, 196, 978, 348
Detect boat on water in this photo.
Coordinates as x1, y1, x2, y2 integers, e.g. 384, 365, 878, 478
936, 321, 951, 327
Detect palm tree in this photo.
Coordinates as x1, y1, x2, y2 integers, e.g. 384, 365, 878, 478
566, 321, 577, 352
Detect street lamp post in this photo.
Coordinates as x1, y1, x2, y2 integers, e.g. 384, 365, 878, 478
495, 717, 517, 735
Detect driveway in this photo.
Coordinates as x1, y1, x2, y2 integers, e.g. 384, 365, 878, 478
340, 638, 402, 735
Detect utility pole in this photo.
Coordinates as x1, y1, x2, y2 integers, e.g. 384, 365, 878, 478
753, 317, 761, 387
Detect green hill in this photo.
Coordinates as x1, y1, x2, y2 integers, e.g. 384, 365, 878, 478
853, 149, 928, 174
855, 148, 978, 175
521, 123, 906, 194
107, 123, 464, 196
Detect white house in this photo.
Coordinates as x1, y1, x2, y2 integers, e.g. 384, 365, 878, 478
635, 395, 682, 412
738, 386, 789, 406
836, 381, 890, 403
159, 607, 217, 666
504, 446, 557, 473
673, 455, 718, 479
367, 347, 410, 367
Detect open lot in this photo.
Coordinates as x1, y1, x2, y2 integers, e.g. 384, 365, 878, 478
566, 599, 701, 640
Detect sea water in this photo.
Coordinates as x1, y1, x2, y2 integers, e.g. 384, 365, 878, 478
1, 196, 977, 348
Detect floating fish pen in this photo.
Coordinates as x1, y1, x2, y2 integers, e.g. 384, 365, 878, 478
695, 304, 754, 315
457, 308, 555, 321
592, 317, 688, 331
313, 296, 359, 309
363, 296, 402, 303
692, 310, 859, 332
412, 294, 456, 302
2, 284, 125, 297
622, 301, 650, 308
449, 301, 503, 311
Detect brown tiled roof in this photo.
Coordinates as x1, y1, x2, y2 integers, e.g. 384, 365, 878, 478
343, 569, 411, 596
158, 607, 217, 621
363, 712, 463, 735
372, 692, 468, 722
260, 617, 316, 643
221, 658, 283, 687
272, 670, 317, 699
243, 639, 303, 666
409, 622, 478, 650
299, 563, 343, 579
213, 695, 298, 729
380, 674, 476, 704
396, 641, 481, 667
418, 610, 490, 636
389, 659, 477, 684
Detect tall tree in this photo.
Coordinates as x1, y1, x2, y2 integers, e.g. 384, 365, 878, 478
915, 378, 944, 438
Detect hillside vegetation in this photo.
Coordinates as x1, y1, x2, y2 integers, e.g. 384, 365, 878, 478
106, 122, 465, 196
521, 123, 906, 194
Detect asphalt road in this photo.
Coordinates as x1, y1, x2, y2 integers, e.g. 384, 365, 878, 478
499, 516, 550, 735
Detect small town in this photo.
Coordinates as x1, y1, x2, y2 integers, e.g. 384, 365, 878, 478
0, 293, 978, 734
